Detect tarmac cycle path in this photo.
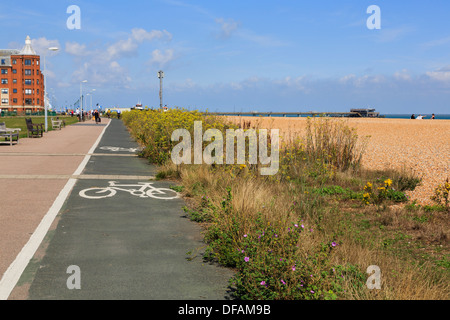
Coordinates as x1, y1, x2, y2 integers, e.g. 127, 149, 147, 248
19, 119, 233, 300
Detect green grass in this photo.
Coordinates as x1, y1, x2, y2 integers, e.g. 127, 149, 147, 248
0, 116, 80, 138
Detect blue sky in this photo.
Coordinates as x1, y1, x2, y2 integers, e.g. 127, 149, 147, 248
2, 0, 450, 114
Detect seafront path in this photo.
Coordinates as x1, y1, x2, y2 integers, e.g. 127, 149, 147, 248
0, 118, 233, 300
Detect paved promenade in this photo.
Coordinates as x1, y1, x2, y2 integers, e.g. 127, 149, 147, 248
0, 118, 233, 300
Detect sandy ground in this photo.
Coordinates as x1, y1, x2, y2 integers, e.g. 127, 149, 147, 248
226, 116, 450, 205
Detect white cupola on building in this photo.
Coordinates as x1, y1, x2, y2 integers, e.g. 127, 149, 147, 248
20, 36, 37, 55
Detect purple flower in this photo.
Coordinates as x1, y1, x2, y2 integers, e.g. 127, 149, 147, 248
260, 281, 266, 286
301, 224, 305, 229
311, 290, 315, 294
294, 224, 299, 228
281, 279, 286, 285
292, 266, 296, 271
244, 234, 248, 238
331, 242, 337, 247
244, 257, 250, 262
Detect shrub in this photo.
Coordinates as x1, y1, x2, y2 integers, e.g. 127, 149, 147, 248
362, 179, 408, 205
430, 178, 450, 211
122, 108, 237, 165
305, 117, 369, 172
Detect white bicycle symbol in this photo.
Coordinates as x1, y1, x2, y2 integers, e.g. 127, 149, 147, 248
99, 146, 139, 153
79, 181, 179, 200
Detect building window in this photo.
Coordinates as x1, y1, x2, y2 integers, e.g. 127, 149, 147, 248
13, 79, 17, 84
25, 89, 32, 95
25, 99, 32, 105
13, 89, 17, 93
1, 89, 8, 94
13, 98, 17, 103
25, 79, 32, 85
37, 60, 39, 66
1, 69, 7, 74
37, 79, 39, 85
25, 69, 32, 75
12, 69, 17, 74
12, 59, 16, 65
37, 99, 40, 104
1, 98, 8, 104
37, 89, 39, 94
0, 59, 5, 65
25, 59, 32, 65
36, 70, 39, 75
1, 79, 7, 84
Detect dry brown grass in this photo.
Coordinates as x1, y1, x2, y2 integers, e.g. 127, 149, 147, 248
163, 160, 449, 300
149, 115, 449, 300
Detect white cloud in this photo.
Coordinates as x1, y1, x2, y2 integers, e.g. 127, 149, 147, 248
337, 74, 386, 87
65, 42, 90, 56
393, 69, 412, 81
215, 18, 240, 39
339, 74, 356, 84
72, 61, 132, 88
149, 49, 175, 68
426, 66, 450, 82
31, 37, 61, 56
107, 37, 139, 60
65, 28, 173, 87
107, 28, 172, 60
131, 28, 172, 42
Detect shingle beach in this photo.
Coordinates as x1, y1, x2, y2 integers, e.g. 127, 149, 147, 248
226, 116, 450, 205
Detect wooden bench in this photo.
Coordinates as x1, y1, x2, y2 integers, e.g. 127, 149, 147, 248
25, 118, 44, 138
51, 117, 63, 130
0, 122, 21, 146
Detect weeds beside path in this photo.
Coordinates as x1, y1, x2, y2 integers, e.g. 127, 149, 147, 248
123, 109, 449, 300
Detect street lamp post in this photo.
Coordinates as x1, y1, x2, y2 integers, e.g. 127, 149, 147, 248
44, 47, 59, 132
90, 89, 96, 111
157, 70, 164, 109
80, 80, 88, 121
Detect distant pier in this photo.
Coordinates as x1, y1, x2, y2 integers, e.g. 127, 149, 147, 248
205, 110, 380, 118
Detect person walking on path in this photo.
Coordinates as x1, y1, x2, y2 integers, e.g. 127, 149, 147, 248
94, 109, 100, 124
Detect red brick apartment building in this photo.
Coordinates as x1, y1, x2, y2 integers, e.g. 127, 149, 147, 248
0, 36, 44, 113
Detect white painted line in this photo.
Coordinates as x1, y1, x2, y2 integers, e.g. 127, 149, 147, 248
0, 120, 111, 300
0, 179, 77, 300
73, 120, 111, 176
